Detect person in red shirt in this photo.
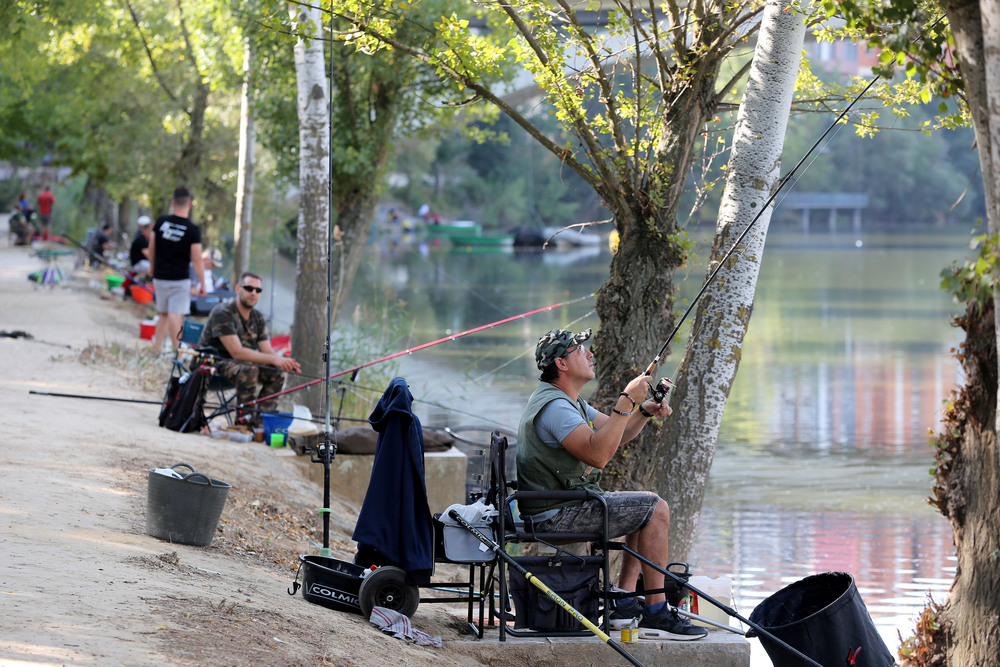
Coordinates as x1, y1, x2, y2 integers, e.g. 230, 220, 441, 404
36, 185, 55, 240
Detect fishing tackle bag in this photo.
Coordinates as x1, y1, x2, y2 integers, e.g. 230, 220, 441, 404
507, 555, 602, 632
159, 371, 209, 433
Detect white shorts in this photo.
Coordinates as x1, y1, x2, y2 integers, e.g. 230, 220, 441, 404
153, 279, 191, 315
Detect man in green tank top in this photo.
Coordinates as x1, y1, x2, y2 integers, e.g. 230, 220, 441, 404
515, 328, 707, 641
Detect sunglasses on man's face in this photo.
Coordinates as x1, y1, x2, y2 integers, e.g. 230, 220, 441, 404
241, 285, 263, 293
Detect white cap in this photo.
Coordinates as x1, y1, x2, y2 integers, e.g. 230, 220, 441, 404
137, 215, 152, 227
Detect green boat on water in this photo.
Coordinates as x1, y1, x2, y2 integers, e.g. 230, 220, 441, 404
449, 233, 514, 249
424, 220, 481, 240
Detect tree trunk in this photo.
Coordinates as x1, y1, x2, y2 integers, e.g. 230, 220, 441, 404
233, 37, 256, 285
117, 198, 131, 241
290, 4, 330, 415
928, 296, 1000, 665
920, 2, 1000, 663
652, 0, 806, 560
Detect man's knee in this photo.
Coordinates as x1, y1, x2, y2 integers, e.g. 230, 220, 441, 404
646, 497, 670, 532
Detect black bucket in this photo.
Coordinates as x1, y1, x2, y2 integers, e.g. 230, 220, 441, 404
145, 462, 231, 547
747, 571, 894, 667
298, 555, 365, 614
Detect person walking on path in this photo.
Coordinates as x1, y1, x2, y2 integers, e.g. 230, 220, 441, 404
149, 187, 205, 353
36, 185, 55, 240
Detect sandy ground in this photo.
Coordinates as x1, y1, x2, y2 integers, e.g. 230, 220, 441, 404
0, 234, 488, 666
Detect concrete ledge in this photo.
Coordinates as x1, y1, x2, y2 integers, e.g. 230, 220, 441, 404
448, 626, 749, 667
294, 447, 468, 515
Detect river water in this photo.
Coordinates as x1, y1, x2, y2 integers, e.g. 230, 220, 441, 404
269, 226, 970, 663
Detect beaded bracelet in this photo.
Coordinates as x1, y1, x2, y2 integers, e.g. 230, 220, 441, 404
611, 407, 632, 417
618, 392, 637, 410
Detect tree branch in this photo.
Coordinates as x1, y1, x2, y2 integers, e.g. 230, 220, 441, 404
121, 0, 182, 110
331, 7, 606, 194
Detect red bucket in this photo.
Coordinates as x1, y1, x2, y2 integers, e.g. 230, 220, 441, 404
139, 319, 157, 340
131, 284, 154, 304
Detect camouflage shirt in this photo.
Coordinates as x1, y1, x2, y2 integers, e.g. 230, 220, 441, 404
199, 299, 268, 358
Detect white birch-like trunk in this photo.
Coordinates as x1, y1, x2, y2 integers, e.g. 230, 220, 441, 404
653, 0, 807, 559
233, 38, 256, 285
290, 3, 330, 414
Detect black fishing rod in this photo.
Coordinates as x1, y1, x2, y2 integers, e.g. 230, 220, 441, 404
177, 345, 327, 381
0, 330, 72, 349
28, 387, 370, 432
644, 76, 882, 388
60, 234, 155, 297
29, 390, 163, 405
448, 509, 645, 667
317, 17, 339, 559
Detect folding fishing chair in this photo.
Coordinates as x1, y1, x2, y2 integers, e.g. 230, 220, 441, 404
488, 430, 614, 640
161, 318, 237, 427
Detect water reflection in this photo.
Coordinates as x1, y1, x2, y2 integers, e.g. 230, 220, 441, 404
277, 229, 971, 662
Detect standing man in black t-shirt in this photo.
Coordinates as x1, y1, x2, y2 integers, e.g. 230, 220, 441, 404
149, 187, 206, 353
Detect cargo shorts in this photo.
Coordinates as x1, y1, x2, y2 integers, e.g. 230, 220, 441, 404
530, 491, 660, 539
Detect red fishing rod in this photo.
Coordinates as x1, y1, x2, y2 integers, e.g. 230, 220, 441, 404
236, 293, 594, 411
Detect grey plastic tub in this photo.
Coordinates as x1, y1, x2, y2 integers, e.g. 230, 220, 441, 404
146, 462, 231, 546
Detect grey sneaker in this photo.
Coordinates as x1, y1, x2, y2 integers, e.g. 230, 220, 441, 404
638, 606, 708, 641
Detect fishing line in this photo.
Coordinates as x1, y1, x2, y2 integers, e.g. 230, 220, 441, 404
649, 11, 949, 378
416, 253, 510, 318
471, 308, 597, 382
339, 380, 515, 428
645, 75, 884, 377
243, 293, 594, 410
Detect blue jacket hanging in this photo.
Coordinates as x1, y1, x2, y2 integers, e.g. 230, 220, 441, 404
352, 377, 434, 585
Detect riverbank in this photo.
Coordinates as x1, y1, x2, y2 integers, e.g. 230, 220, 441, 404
0, 236, 753, 667
0, 236, 490, 666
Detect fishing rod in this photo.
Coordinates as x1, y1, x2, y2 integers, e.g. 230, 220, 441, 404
61, 234, 155, 297
26, 388, 369, 428
643, 74, 883, 392
316, 20, 340, 559
0, 330, 72, 349
448, 508, 644, 667
29, 390, 163, 405
176, 345, 327, 381
240, 293, 594, 411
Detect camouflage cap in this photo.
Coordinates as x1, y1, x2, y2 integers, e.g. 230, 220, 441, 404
535, 328, 592, 370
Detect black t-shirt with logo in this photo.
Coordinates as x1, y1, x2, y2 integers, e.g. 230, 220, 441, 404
152, 214, 202, 280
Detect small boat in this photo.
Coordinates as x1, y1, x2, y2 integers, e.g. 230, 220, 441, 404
424, 220, 482, 240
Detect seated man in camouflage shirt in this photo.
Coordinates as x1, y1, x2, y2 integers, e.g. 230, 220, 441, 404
198, 271, 300, 425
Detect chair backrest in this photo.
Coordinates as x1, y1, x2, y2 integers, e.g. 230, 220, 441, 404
487, 430, 517, 512
179, 319, 204, 346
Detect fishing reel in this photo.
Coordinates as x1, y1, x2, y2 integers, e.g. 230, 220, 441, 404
650, 377, 673, 404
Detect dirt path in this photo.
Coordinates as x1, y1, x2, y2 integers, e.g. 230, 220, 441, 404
0, 239, 484, 666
